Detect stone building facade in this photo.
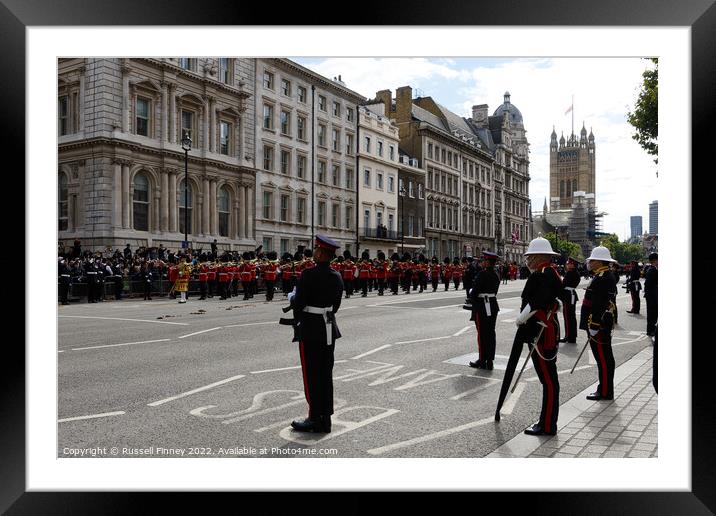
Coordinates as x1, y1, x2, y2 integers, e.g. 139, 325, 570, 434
253, 59, 365, 257
58, 57, 257, 253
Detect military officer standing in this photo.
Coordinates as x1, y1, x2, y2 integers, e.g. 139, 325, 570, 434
516, 237, 562, 436
58, 258, 71, 305
559, 258, 580, 344
625, 260, 642, 314
468, 251, 500, 370
580, 246, 618, 401
644, 252, 658, 337
289, 235, 344, 433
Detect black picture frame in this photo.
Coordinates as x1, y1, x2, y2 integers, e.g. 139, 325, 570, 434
5, 0, 713, 512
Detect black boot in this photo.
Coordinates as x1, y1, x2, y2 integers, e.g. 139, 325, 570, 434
291, 417, 328, 433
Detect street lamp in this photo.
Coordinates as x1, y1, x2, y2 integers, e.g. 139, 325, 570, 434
399, 184, 406, 255
181, 132, 192, 251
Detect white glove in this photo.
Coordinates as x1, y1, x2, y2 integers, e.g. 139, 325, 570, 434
515, 303, 536, 326
287, 287, 297, 304
588, 329, 598, 337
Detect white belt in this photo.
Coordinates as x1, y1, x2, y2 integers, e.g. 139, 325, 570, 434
476, 292, 496, 317
564, 286, 577, 305
60, 274, 70, 278
304, 306, 333, 344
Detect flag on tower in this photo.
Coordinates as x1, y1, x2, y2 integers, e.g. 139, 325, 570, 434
564, 104, 573, 115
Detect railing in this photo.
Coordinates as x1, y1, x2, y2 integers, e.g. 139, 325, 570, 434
360, 227, 402, 240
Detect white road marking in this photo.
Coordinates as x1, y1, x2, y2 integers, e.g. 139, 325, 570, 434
58, 350, 65, 353
224, 321, 277, 328
71, 339, 171, 351
366, 415, 495, 455
499, 382, 525, 414
368, 294, 466, 307
177, 327, 223, 339
147, 374, 246, 407
502, 319, 516, 323
58, 315, 189, 326
450, 376, 501, 400
58, 411, 125, 423
628, 331, 646, 336
525, 365, 593, 381
394, 336, 451, 345
429, 304, 464, 310
250, 365, 302, 374
351, 345, 392, 360
452, 326, 472, 337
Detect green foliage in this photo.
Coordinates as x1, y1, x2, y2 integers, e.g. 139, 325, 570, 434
627, 58, 658, 164
543, 232, 583, 261
598, 234, 644, 264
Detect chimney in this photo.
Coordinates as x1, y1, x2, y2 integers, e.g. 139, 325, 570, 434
375, 89, 392, 114
395, 85, 413, 124
472, 104, 489, 127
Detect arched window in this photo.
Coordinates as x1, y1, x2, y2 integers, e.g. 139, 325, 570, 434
560, 180, 565, 198
178, 180, 193, 235
566, 178, 572, 197
58, 173, 68, 231
218, 186, 230, 237
572, 179, 577, 195
133, 173, 150, 231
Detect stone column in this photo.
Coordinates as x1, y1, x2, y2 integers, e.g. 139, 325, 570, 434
121, 63, 131, 133
153, 191, 161, 233
245, 184, 254, 239
122, 162, 130, 228
202, 96, 210, 151
169, 170, 177, 232
210, 179, 218, 235
233, 198, 241, 240
112, 160, 122, 228
160, 170, 169, 232
169, 85, 176, 144
202, 176, 210, 235
129, 184, 135, 229
209, 97, 217, 153
238, 184, 246, 238
78, 66, 86, 132
161, 81, 169, 143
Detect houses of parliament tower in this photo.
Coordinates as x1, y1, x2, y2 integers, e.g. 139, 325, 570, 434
549, 124, 595, 211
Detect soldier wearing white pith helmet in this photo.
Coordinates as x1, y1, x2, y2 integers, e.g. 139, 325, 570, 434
516, 236, 563, 436
580, 246, 618, 401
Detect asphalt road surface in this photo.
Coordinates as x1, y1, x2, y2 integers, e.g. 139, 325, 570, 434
58, 277, 651, 458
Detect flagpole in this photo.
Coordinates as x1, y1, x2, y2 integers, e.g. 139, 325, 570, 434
571, 94, 574, 136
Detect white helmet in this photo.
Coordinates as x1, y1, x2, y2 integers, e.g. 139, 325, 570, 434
524, 237, 558, 256
585, 246, 616, 263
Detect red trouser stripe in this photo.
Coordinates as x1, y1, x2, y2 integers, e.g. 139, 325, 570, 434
596, 333, 609, 396
475, 316, 483, 358
537, 347, 555, 434
298, 342, 311, 417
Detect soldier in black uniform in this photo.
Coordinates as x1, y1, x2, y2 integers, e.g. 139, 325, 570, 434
468, 251, 500, 370
289, 235, 344, 433
58, 258, 71, 305
644, 253, 658, 336
559, 258, 581, 344
625, 260, 642, 314
141, 261, 153, 300
84, 258, 98, 303
580, 246, 618, 401
516, 237, 562, 436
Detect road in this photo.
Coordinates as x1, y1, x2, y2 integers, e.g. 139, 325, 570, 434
57, 277, 651, 458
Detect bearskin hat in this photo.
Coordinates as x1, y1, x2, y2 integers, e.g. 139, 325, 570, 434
391, 252, 400, 261
303, 248, 313, 258
443, 256, 450, 264
377, 251, 386, 260
343, 249, 352, 260
267, 251, 278, 260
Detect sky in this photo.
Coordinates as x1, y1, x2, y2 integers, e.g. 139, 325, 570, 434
293, 57, 658, 240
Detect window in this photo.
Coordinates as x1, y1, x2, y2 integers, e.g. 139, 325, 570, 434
58, 96, 69, 136
376, 172, 383, 190
572, 179, 577, 195
418, 183, 424, 199
178, 179, 192, 235
345, 168, 354, 190
280, 238, 289, 256
364, 136, 371, 153
261, 237, 273, 253
418, 217, 423, 237
263, 146, 274, 171
263, 104, 274, 130
364, 209, 370, 230
280, 111, 290, 135
297, 197, 305, 223
58, 173, 68, 230
447, 152, 452, 167
218, 186, 230, 236
409, 215, 415, 236
281, 79, 291, 96
346, 134, 354, 155
399, 178, 404, 193
560, 180, 565, 197
441, 175, 446, 193
132, 173, 151, 231
333, 102, 341, 117
318, 160, 326, 183
318, 124, 326, 147
318, 95, 326, 111
447, 177, 452, 195
447, 210, 452, 230
280, 150, 290, 175
219, 58, 231, 84
297, 116, 306, 140
346, 107, 354, 122
409, 180, 414, 197
364, 169, 371, 187
263, 191, 273, 219
442, 207, 446, 229
219, 121, 231, 155
280, 194, 289, 222
297, 155, 306, 179
428, 171, 433, 190
318, 202, 326, 226
298, 86, 307, 103
378, 141, 384, 157
263, 70, 274, 89
346, 206, 353, 229
487, 171, 490, 184
388, 213, 394, 231
376, 211, 383, 229
441, 148, 446, 163
332, 128, 340, 151
181, 110, 194, 142
179, 58, 196, 71
388, 175, 395, 193
135, 97, 150, 136
428, 143, 433, 159
332, 204, 339, 227
332, 164, 340, 186
389, 146, 395, 161
454, 178, 458, 195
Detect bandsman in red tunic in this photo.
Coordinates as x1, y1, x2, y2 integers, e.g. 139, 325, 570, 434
430, 256, 441, 292
198, 262, 208, 300
388, 252, 401, 295
452, 257, 464, 290
341, 250, 355, 298
374, 251, 388, 296
207, 263, 217, 298
357, 250, 372, 298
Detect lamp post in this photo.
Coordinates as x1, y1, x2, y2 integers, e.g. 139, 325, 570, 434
399, 184, 406, 254
181, 133, 192, 251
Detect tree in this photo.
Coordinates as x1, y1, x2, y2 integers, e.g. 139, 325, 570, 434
627, 58, 658, 164
543, 232, 583, 262
599, 234, 644, 264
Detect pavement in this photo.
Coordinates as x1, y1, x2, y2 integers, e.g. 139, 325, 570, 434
488, 341, 657, 458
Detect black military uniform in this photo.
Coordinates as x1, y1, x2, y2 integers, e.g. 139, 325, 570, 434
626, 261, 642, 314
290, 235, 344, 433
468, 252, 500, 370
141, 263, 153, 300
58, 258, 71, 305
113, 263, 124, 300
580, 258, 618, 401
84, 259, 98, 303
644, 253, 658, 336
519, 251, 562, 436
560, 259, 581, 344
